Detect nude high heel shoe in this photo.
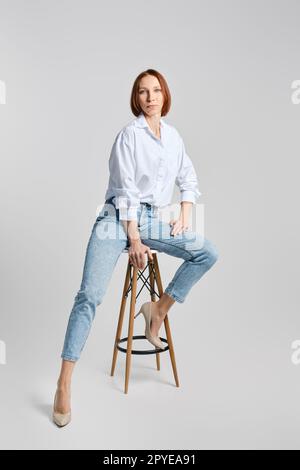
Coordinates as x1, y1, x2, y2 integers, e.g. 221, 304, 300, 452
53, 390, 71, 427
134, 301, 165, 350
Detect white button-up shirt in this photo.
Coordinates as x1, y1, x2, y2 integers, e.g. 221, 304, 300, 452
104, 111, 201, 220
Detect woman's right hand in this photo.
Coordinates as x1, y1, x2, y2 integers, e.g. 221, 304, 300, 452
128, 239, 153, 269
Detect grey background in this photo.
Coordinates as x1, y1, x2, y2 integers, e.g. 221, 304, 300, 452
0, 0, 300, 450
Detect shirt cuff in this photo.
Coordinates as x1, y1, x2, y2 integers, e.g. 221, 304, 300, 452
180, 190, 201, 204
114, 196, 140, 221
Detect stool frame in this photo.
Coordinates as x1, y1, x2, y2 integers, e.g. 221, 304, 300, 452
110, 251, 180, 394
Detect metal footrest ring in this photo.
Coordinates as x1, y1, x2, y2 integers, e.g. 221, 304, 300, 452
117, 335, 169, 355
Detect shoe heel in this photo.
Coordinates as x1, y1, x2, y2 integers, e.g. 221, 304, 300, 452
134, 310, 142, 319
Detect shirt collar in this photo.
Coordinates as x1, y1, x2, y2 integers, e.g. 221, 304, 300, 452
134, 111, 165, 129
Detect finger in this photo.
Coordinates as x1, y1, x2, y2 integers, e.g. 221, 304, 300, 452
173, 226, 183, 236
171, 222, 181, 236
139, 253, 144, 269
133, 254, 139, 268
137, 254, 143, 269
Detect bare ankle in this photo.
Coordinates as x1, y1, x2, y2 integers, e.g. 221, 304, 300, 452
57, 380, 71, 391
154, 302, 167, 317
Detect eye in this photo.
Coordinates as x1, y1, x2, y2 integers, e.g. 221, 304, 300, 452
139, 89, 161, 93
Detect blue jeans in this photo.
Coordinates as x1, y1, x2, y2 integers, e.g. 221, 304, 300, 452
61, 199, 219, 361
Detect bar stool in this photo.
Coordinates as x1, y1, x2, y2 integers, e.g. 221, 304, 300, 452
110, 248, 180, 394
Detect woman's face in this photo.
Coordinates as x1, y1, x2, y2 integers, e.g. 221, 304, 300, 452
138, 75, 164, 117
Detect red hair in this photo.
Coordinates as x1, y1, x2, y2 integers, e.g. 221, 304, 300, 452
130, 69, 171, 117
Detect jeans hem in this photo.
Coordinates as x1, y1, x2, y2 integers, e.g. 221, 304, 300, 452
164, 288, 184, 304
61, 354, 78, 362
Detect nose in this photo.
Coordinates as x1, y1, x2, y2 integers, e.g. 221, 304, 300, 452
147, 93, 155, 102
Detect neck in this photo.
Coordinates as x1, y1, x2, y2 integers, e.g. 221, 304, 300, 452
144, 113, 161, 134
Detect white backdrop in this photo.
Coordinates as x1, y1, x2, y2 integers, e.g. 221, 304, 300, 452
0, 0, 300, 450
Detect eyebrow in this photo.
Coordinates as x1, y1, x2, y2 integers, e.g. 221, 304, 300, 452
138, 86, 161, 90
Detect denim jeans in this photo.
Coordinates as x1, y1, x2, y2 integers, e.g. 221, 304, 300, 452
61, 198, 219, 361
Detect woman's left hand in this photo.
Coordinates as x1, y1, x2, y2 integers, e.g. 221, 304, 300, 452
169, 218, 189, 236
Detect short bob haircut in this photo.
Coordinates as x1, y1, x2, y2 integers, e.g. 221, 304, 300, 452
130, 68, 171, 117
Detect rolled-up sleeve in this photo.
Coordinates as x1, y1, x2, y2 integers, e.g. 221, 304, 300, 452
175, 136, 202, 204
108, 129, 140, 220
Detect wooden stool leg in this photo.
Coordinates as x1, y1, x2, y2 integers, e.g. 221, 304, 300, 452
110, 261, 131, 377
124, 264, 138, 394
149, 256, 160, 371
153, 253, 180, 387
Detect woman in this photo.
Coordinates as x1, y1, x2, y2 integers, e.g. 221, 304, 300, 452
53, 69, 219, 427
